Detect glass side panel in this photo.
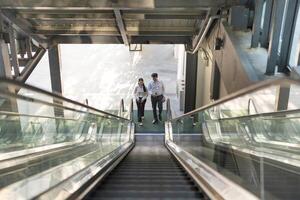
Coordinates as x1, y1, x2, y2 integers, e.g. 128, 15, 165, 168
0, 79, 131, 189
170, 80, 300, 200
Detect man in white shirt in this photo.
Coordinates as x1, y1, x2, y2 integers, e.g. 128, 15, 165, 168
148, 73, 165, 124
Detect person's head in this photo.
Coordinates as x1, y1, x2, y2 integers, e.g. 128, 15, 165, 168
138, 78, 144, 86
138, 78, 147, 92
151, 73, 158, 81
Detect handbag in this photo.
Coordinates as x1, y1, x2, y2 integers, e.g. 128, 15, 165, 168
161, 96, 166, 103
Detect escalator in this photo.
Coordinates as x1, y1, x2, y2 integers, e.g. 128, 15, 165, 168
0, 78, 300, 200
86, 135, 204, 199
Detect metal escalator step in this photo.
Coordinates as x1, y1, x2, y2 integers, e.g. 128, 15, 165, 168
98, 183, 198, 191
91, 190, 204, 198
89, 197, 202, 200
111, 168, 184, 172
120, 162, 177, 165
102, 178, 193, 185
110, 171, 186, 176
106, 176, 190, 181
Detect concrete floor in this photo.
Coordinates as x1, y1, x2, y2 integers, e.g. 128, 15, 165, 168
25, 44, 181, 115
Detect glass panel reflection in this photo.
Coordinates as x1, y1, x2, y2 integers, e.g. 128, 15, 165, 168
0, 79, 131, 189
170, 79, 300, 200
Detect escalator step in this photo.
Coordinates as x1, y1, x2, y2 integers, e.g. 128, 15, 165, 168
98, 184, 198, 191
102, 179, 193, 185
89, 198, 202, 200
106, 176, 190, 181
110, 171, 186, 176
91, 190, 204, 198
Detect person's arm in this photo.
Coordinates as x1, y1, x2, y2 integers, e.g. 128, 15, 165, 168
161, 81, 165, 95
142, 87, 148, 101
133, 86, 139, 100
148, 82, 152, 95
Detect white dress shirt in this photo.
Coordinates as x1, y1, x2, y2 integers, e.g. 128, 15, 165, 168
148, 80, 165, 96
134, 85, 148, 100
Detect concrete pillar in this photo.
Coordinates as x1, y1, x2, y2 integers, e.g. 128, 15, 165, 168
48, 45, 64, 120
278, 0, 299, 72
266, 0, 286, 75
260, 0, 273, 48
275, 85, 290, 111
184, 52, 198, 113
251, 0, 264, 48
48, 44, 63, 95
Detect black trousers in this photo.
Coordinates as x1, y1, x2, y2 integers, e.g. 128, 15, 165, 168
151, 95, 163, 120
136, 98, 146, 122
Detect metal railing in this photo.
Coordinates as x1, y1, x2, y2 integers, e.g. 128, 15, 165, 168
166, 98, 172, 121
0, 78, 136, 199
165, 78, 300, 200
171, 78, 299, 121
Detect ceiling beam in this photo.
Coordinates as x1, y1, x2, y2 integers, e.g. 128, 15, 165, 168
113, 9, 128, 45
51, 35, 124, 45
50, 35, 191, 44
16, 47, 46, 82
32, 29, 193, 36
0, 10, 48, 48
17, 13, 206, 20
0, 0, 238, 10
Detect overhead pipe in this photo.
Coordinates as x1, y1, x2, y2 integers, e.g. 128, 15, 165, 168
186, 15, 220, 54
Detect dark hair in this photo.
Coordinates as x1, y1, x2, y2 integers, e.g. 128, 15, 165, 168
151, 73, 158, 78
138, 78, 147, 92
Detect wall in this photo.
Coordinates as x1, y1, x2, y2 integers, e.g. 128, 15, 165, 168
194, 21, 260, 108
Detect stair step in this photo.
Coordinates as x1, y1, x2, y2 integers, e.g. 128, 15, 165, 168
91, 190, 204, 198
118, 165, 179, 169
111, 171, 184, 175
98, 184, 198, 191
103, 179, 193, 185
89, 197, 202, 200
106, 176, 190, 181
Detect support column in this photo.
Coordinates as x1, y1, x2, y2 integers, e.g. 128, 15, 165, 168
0, 39, 11, 78
275, 85, 290, 111
265, 0, 286, 75
184, 52, 198, 113
8, 25, 20, 76
251, 0, 264, 48
48, 44, 63, 95
260, 0, 273, 48
48, 44, 64, 121
25, 38, 32, 59
278, 0, 299, 72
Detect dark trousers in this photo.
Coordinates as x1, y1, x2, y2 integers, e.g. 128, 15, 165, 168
136, 98, 146, 122
151, 95, 163, 120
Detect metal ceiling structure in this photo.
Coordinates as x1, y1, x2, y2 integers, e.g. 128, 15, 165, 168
0, 0, 244, 83
0, 0, 241, 47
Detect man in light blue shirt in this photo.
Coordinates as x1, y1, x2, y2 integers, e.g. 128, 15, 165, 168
148, 73, 165, 124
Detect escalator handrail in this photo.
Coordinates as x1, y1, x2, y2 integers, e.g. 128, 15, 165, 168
0, 78, 131, 122
170, 78, 299, 121
166, 98, 172, 120
119, 99, 125, 117
205, 107, 300, 121
128, 98, 134, 121
247, 98, 258, 115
